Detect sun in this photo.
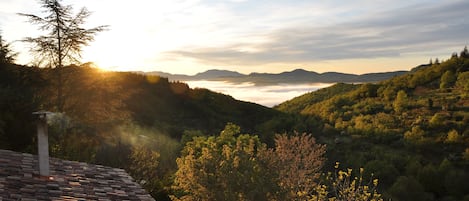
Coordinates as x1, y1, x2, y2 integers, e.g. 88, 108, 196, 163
79, 62, 110, 72
81, 39, 158, 72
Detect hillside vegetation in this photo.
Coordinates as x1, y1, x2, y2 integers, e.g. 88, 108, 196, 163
2, 46, 469, 200
276, 48, 469, 200
0, 61, 282, 199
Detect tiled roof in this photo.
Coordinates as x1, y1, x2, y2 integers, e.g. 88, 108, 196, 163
0, 149, 155, 201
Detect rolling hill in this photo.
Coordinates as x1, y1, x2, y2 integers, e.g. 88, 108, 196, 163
274, 49, 469, 200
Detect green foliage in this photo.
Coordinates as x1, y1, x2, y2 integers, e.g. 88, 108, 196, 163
404, 126, 425, 142
429, 113, 447, 128
388, 176, 434, 201
172, 124, 328, 201
123, 72, 280, 137
348, 113, 397, 135
418, 164, 444, 196
393, 90, 408, 113
405, 160, 422, 176
310, 165, 383, 201
379, 85, 397, 101
276, 83, 358, 113
445, 129, 461, 143
129, 145, 161, 196
272, 47, 469, 200
172, 124, 276, 201
363, 160, 399, 187
180, 130, 204, 145
456, 71, 469, 91
0, 63, 44, 151
444, 169, 469, 198
351, 83, 379, 99
440, 70, 456, 89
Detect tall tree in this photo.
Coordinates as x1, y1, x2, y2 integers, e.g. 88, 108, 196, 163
263, 133, 326, 200
440, 70, 456, 89
19, 0, 107, 112
393, 90, 407, 113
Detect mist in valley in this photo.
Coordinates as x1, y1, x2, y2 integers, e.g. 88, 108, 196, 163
186, 80, 333, 107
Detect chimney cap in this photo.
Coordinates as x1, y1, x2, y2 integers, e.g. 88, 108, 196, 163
32, 111, 52, 119
32, 111, 52, 115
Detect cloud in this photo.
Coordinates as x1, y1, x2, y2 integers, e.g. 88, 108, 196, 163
3, 0, 468, 74
166, 0, 469, 66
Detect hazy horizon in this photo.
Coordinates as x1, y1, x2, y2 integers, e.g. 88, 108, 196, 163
140, 67, 412, 77
1, 0, 468, 75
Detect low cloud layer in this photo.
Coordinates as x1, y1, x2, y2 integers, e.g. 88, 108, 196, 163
186, 80, 333, 107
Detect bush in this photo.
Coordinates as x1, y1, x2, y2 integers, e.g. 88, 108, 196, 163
445, 130, 461, 143
310, 164, 383, 201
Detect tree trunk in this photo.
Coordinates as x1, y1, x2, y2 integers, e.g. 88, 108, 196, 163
56, 8, 64, 113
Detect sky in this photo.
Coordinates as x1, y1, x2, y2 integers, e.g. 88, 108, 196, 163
1, 0, 468, 75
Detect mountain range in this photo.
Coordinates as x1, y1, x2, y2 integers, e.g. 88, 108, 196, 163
143, 69, 408, 84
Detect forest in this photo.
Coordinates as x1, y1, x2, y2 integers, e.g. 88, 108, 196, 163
275, 48, 469, 200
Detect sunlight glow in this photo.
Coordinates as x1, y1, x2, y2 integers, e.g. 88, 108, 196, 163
1, 0, 467, 74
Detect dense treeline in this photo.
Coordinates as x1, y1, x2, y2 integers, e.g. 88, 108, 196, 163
0, 63, 44, 151
0, 63, 281, 146
276, 47, 469, 201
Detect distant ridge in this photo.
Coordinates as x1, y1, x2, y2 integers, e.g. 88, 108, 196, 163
193, 69, 244, 79
145, 68, 408, 84
144, 69, 244, 81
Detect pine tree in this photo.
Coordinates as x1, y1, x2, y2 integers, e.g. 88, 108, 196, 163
460, 46, 469, 58
19, 0, 108, 112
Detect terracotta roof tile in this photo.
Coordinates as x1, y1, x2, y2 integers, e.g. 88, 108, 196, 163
0, 149, 155, 201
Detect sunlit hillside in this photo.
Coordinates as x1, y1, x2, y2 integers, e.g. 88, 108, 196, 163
276, 48, 469, 200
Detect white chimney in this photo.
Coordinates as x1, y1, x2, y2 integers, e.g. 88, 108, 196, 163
33, 111, 51, 176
